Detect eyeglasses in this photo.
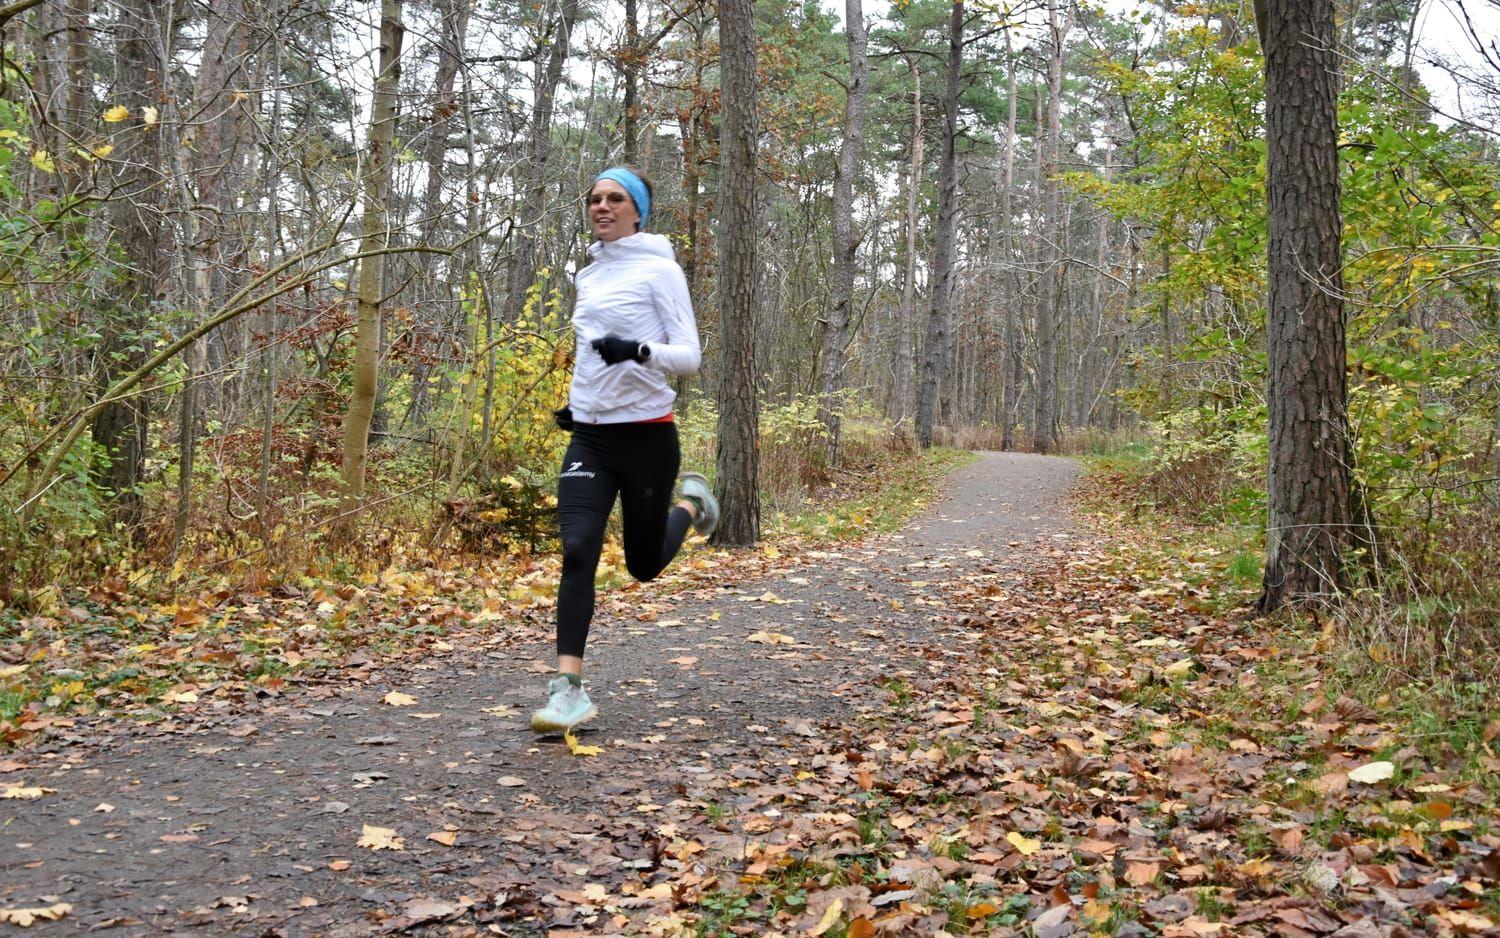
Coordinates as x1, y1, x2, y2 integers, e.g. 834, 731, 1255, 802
588, 191, 633, 207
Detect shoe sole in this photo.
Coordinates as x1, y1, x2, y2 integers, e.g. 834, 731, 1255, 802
529, 704, 598, 735
678, 472, 719, 535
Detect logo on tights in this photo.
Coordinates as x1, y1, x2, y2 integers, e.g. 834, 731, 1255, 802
560, 461, 595, 479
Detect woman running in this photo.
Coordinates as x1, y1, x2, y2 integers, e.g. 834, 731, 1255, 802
531, 166, 719, 734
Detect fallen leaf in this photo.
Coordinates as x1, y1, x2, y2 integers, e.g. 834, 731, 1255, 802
497, 776, 526, 787
427, 831, 458, 846
357, 824, 405, 850
582, 883, 609, 902
1125, 861, 1161, 886
329, 859, 352, 871
564, 731, 602, 756
1163, 658, 1196, 678
382, 691, 418, 707
747, 630, 795, 645
0, 903, 72, 927
1006, 831, 1042, 856
1, 785, 54, 800
808, 897, 843, 936
1348, 760, 1395, 784
847, 918, 876, 938
402, 898, 461, 923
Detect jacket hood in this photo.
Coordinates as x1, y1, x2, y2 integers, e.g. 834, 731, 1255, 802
587, 231, 676, 263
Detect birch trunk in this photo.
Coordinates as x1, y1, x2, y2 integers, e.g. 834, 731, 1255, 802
340, 0, 404, 499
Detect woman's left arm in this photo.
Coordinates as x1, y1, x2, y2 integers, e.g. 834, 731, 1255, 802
645, 261, 702, 376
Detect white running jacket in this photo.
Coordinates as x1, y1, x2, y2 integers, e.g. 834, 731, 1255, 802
568, 232, 702, 424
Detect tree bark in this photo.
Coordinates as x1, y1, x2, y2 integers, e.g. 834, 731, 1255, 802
712, 0, 761, 546
816, 0, 868, 465
1031, 0, 1067, 454
340, 0, 404, 499
507, 0, 580, 320
894, 64, 922, 426
914, 0, 963, 450
1255, 0, 1358, 611
406, 0, 469, 427
999, 28, 1021, 451
91, 0, 169, 531
176, 0, 244, 550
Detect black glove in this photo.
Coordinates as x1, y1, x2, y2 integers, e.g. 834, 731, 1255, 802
553, 406, 575, 431
591, 335, 646, 365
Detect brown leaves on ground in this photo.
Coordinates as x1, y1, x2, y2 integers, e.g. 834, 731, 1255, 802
574, 536, 1498, 935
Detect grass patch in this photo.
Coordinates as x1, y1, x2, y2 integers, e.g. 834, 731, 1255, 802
775, 446, 975, 541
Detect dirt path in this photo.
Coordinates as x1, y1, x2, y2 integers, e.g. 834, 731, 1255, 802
0, 453, 1079, 936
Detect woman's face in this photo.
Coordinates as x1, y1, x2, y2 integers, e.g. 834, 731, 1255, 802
588, 179, 639, 242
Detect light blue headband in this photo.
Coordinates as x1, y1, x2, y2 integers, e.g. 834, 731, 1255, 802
594, 167, 650, 230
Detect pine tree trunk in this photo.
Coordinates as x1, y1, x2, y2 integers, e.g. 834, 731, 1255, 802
340, 0, 404, 499
914, 0, 963, 450
712, 0, 761, 546
1000, 29, 1021, 451
894, 65, 922, 426
816, 0, 868, 465
1256, 0, 1357, 611
1031, 0, 1066, 454
622, 0, 640, 164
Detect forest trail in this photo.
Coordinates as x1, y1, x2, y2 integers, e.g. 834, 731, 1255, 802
0, 453, 1080, 935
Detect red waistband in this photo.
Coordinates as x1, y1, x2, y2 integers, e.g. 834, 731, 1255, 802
637, 413, 674, 424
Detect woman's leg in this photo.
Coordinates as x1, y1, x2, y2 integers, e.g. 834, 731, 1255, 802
555, 431, 619, 664
619, 423, 694, 582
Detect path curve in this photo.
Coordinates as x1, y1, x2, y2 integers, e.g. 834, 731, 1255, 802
0, 452, 1077, 935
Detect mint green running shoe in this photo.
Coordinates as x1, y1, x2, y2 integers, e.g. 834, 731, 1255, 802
678, 472, 720, 536
530, 675, 597, 734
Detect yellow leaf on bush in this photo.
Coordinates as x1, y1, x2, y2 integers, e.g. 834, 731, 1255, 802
102, 105, 130, 122
29, 150, 56, 173
1006, 831, 1041, 856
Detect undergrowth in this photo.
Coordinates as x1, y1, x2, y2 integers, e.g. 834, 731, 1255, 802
1079, 435, 1499, 796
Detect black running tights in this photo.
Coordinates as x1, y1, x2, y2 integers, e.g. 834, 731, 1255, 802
555, 422, 693, 658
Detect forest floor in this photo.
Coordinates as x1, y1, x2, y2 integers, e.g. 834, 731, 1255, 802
1, 452, 1496, 937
